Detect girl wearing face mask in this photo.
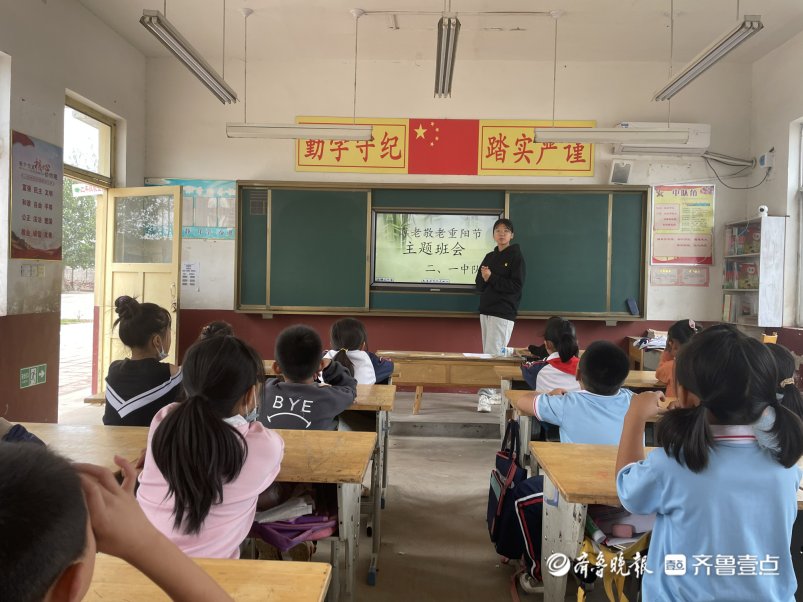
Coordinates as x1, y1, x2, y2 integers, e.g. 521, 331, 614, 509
137, 334, 284, 559
103, 295, 182, 426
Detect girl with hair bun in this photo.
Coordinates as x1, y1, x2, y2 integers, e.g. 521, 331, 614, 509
103, 295, 182, 426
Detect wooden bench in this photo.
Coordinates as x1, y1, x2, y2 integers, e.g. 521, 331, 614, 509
86, 554, 331, 602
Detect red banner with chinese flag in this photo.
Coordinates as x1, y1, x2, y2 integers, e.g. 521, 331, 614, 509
295, 117, 594, 177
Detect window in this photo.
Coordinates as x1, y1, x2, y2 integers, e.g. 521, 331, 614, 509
64, 98, 114, 187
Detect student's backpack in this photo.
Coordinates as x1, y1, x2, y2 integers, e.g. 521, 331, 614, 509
513, 476, 545, 581
487, 420, 528, 560
249, 514, 337, 552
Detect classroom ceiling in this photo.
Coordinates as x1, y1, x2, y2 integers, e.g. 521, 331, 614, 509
80, 0, 803, 65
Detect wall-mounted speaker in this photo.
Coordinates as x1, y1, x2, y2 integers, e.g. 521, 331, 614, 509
609, 160, 633, 185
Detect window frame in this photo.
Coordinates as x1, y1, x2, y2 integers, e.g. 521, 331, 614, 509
64, 96, 115, 188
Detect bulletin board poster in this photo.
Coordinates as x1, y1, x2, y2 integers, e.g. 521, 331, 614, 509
10, 131, 63, 260
651, 184, 714, 265
145, 178, 235, 240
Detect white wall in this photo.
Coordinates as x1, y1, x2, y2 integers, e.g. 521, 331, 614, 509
0, 0, 146, 316
146, 55, 753, 320
751, 30, 803, 327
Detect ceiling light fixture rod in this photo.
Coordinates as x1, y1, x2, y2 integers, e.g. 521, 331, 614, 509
222, 0, 226, 79
351, 8, 364, 124
652, 13, 763, 101
550, 11, 561, 127
140, 9, 238, 104
241, 7, 252, 123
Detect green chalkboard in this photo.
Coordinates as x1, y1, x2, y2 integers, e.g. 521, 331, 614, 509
238, 187, 268, 307
268, 188, 368, 309
236, 185, 645, 317
509, 192, 645, 315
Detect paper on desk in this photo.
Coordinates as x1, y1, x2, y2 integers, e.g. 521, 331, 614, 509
463, 353, 493, 358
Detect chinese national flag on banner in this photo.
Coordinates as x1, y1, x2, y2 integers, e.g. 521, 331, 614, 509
407, 119, 479, 175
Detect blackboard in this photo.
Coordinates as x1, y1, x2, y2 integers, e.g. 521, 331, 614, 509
509, 191, 645, 315
268, 188, 369, 310
237, 185, 645, 317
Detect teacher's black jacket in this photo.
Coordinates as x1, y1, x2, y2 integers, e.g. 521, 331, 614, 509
475, 243, 526, 321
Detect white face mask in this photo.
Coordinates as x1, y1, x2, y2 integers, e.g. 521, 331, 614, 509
157, 344, 168, 361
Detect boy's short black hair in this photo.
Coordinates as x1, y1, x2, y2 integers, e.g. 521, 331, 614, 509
0, 442, 87, 602
275, 325, 323, 382
578, 340, 630, 395
493, 218, 514, 234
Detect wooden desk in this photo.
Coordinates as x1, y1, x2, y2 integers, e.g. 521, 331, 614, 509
87, 554, 331, 602
530, 441, 803, 600
23, 423, 375, 602
495, 366, 664, 390
83, 384, 395, 587
376, 350, 522, 414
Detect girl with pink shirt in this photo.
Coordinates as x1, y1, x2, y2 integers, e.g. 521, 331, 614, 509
137, 335, 284, 559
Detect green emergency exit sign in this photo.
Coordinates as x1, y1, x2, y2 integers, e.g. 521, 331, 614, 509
20, 364, 47, 389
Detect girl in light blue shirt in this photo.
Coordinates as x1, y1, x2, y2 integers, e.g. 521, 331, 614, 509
616, 324, 803, 602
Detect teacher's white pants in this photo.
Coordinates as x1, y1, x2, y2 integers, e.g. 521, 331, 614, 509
479, 314, 514, 401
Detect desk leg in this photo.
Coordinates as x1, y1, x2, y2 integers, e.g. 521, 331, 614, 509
366, 410, 385, 585
499, 377, 512, 439
338, 482, 360, 602
328, 540, 341, 602
381, 409, 390, 504
520, 416, 532, 468
540, 475, 586, 602
413, 386, 424, 415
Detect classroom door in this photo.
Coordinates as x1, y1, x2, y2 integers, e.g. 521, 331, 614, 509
98, 186, 182, 383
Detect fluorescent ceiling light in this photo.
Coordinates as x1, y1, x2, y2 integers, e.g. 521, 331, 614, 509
140, 10, 237, 104
653, 15, 763, 101
226, 123, 374, 140
435, 15, 460, 98
533, 127, 690, 144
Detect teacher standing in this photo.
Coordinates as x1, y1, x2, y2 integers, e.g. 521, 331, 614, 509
475, 218, 526, 412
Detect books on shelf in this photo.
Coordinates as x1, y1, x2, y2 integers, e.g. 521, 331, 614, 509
737, 261, 759, 289
725, 223, 762, 256
742, 223, 761, 253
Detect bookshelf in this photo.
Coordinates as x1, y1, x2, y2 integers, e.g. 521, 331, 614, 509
722, 216, 785, 327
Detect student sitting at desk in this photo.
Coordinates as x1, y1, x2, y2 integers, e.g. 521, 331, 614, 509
323, 317, 394, 385
617, 324, 803, 602
0, 443, 233, 602
520, 316, 580, 392
137, 335, 283, 559
513, 340, 631, 445
103, 296, 183, 427
655, 318, 701, 397
261, 325, 357, 431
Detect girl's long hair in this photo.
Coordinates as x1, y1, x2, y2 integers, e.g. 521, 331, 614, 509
151, 335, 264, 534
330, 318, 367, 378
543, 316, 579, 363
657, 324, 803, 472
